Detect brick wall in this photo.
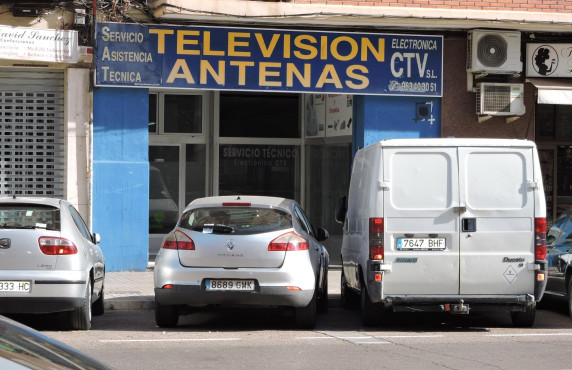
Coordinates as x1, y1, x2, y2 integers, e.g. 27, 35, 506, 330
292, 0, 572, 12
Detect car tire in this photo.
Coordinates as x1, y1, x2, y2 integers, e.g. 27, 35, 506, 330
155, 300, 179, 328
71, 283, 92, 331
511, 304, 536, 328
92, 285, 105, 316
317, 269, 329, 314
295, 290, 317, 329
568, 280, 572, 321
361, 284, 383, 327
341, 270, 358, 309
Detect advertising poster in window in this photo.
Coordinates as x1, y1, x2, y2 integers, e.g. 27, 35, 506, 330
304, 94, 326, 138
326, 94, 352, 137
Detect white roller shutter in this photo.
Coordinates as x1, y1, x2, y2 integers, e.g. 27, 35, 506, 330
0, 69, 65, 198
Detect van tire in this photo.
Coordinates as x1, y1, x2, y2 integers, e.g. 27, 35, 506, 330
295, 290, 317, 329
341, 271, 358, 309
511, 305, 536, 328
361, 285, 384, 326
568, 280, 572, 320
155, 300, 179, 328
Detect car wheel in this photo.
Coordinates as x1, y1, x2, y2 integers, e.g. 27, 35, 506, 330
92, 285, 105, 316
71, 283, 92, 330
361, 284, 383, 327
511, 304, 536, 328
568, 280, 572, 321
341, 271, 358, 309
155, 300, 179, 328
317, 269, 329, 314
295, 290, 317, 329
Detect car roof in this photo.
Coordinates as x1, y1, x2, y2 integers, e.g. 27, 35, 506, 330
0, 197, 63, 207
185, 196, 295, 212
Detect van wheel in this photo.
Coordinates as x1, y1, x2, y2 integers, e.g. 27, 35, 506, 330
511, 304, 536, 328
361, 285, 384, 326
568, 280, 572, 320
71, 283, 92, 330
341, 271, 358, 309
155, 300, 179, 328
295, 290, 317, 329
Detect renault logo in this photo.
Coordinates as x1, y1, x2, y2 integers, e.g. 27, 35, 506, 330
0, 238, 10, 249
227, 240, 235, 251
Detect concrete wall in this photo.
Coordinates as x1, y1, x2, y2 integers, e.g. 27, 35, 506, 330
93, 87, 149, 271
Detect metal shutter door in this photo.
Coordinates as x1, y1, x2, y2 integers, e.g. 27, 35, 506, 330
0, 69, 65, 198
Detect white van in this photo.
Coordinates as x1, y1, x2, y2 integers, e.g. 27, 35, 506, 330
335, 138, 548, 327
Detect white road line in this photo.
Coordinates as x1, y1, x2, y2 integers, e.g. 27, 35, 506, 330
487, 333, 572, 337
295, 336, 336, 340
99, 338, 241, 343
374, 335, 444, 339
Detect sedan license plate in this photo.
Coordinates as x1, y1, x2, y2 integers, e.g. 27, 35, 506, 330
206, 279, 254, 291
0, 280, 31, 293
397, 238, 446, 251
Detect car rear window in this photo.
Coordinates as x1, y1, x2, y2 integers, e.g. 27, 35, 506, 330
0, 204, 60, 231
179, 207, 292, 235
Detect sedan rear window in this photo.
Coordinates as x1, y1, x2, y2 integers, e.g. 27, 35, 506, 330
179, 207, 292, 235
0, 204, 60, 231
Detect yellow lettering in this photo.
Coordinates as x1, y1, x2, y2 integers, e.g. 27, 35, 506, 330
177, 30, 200, 55
284, 34, 291, 59
361, 38, 385, 62
166, 59, 195, 84
255, 33, 280, 58
149, 29, 174, 54
321, 36, 328, 60
286, 63, 311, 88
331, 36, 358, 61
200, 60, 225, 85
228, 32, 251, 57
203, 31, 225, 56
259, 62, 282, 87
293, 35, 317, 60
316, 65, 342, 88
230, 61, 255, 85
346, 65, 369, 89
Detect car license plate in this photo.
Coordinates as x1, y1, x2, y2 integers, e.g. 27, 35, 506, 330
0, 280, 31, 293
206, 279, 254, 291
397, 238, 446, 250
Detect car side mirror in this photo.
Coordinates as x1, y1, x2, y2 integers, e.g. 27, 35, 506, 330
316, 228, 329, 242
93, 233, 101, 244
335, 196, 347, 224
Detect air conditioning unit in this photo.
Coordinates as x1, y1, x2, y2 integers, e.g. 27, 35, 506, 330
467, 30, 522, 74
476, 83, 525, 116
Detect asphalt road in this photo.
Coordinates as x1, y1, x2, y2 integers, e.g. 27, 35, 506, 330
14, 297, 572, 370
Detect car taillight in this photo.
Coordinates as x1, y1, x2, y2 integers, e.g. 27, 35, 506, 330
38, 237, 78, 255
369, 217, 384, 260
161, 230, 195, 250
268, 232, 308, 251
535, 218, 546, 260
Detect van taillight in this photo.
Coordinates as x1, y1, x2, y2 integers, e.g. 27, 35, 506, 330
38, 237, 78, 255
535, 218, 546, 260
369, 218, 384, 260
161, 230, 195, 250
268, 232, 309, 251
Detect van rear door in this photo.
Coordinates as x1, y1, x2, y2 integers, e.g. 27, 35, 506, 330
382, 147, 460, 295
458, 147, 536, 295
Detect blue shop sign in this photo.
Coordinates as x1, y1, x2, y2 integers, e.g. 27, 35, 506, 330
95, 22, 442, 96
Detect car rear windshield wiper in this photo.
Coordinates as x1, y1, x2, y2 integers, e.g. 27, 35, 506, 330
191, 224, 234, 234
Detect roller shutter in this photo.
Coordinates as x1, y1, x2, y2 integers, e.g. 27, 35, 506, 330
0, 69, 64, 198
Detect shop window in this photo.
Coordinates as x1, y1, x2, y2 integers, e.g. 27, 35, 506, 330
149, 146, 180, 234
536, 104, 572, 140
149, 93, 157, 133
219, 92, 300, 138
149, 93, 203, 134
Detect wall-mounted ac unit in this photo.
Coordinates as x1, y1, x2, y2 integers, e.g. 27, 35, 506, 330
476, 83, 525, 116
467, 30, 522, 74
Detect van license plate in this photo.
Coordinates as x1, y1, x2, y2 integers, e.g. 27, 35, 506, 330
206, 279, 255, 291
397, 238, 446, 250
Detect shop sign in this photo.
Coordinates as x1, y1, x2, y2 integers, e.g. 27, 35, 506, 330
95, 22, 442, 96
526, 43, 572, 78
0, 25, 78, 63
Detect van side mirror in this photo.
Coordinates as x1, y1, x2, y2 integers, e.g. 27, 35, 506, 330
335, 196, 347, 224
316, 228, 329, 242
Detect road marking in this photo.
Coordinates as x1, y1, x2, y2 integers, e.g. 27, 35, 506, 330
99, 338, 241, 343
316, 331, 391, 345
374, 335, 444, 339
487, 333, 572, 337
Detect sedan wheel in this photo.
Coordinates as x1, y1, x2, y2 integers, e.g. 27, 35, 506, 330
568, 280, 572, 321
92, 285, 105, 316
155, 300, 179, 328
295, 290, 317, 329
71, 283, 92, 330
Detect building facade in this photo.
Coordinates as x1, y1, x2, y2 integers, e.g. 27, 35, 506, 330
1, 0, 571, 271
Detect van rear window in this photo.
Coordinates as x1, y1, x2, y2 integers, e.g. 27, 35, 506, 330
0, 204, 60, 231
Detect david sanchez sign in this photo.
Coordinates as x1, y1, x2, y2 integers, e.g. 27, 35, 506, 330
95, 22, 442, 96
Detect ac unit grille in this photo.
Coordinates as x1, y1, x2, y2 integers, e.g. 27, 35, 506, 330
477, 35, 508, 68
477, 85, 511, 113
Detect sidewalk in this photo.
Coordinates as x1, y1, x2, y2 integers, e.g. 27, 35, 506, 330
104, 268, 342, 311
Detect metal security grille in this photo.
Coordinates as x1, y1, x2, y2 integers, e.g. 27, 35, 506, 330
476, 84, 511, 114
0, 69, 65, 198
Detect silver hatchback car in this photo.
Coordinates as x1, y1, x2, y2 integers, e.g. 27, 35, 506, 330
0, 197, 105, 330
154, 196, 329, 328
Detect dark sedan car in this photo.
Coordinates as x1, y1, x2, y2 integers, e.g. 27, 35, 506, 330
545, 209, 572, 319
